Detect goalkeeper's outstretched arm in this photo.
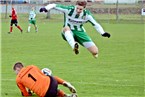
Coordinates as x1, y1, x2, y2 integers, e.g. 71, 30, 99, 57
17, 83, 32, 96
54, 76, 77, 93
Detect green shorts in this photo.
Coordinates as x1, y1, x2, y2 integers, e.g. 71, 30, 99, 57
29, 19, 36, 25
62, 30, 92, 46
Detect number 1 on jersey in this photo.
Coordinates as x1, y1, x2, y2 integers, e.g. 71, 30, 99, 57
28, 73, 37, 82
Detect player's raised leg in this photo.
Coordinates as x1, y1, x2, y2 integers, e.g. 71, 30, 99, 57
88, 46, 98, 58
63, 26, 79, 54
83, 42, 98, 58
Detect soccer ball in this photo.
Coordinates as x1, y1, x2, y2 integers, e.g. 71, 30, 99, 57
72, 93, 77, 97
67, 93, 77, 97
41, 68, 52, 76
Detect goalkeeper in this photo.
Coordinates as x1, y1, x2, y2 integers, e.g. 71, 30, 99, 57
13, 62, 77, 97
40, 0, 111, 58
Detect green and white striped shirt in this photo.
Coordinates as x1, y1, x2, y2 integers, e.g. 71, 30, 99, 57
46, 4, 105, 34
29, 10, 36, 20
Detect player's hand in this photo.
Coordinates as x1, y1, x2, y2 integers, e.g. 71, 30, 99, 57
27, 89, 33, 96
39, 7, 48, 12
9, 15, 12, 17
102, 32, 111, 38
63, 82, 77, 93
30, 18, 33, 20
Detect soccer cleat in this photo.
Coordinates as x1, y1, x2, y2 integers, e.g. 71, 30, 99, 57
20, 30, 23, 33
73, 43, 79, 55
8, 32, 11, 34
35, 28, 38, 32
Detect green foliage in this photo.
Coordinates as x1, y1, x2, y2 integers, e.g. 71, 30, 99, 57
1, 14, 144, 97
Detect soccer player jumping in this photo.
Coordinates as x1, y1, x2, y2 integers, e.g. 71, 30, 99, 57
40, 0, 111, 58
8, 7, 23, 34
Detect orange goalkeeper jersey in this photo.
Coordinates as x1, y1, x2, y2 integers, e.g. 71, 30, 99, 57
16, 65, 50, 97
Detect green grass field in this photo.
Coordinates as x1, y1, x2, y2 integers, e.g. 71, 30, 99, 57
1, 13, 144, 97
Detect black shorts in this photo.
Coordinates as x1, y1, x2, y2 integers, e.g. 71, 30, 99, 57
10, 19, 18, 26
45, 76, 58, 97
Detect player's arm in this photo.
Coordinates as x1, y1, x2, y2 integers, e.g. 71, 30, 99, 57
31, 14, 36, 20
54, 76, 77, 93
40, 4, 70, 14
87, 12, 110, 38
17, 83, 32, 96
54, 76, 65, 84
29, 12, 32, 20
54, 4, 72, 13
9, 12, 13, 18
32, 12, 36, 19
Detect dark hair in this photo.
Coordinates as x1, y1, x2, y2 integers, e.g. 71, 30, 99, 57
13, 62, 24, 70
76, 0, 87, 8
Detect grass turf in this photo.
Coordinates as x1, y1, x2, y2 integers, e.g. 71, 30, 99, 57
1, 14, 144, 97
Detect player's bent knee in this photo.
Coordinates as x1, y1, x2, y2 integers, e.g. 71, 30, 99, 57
92, 51, 98, 55
90, 48, 99, 58
63, 26, 71, 32
88, 46, 98, 54
92, 51, 98, 58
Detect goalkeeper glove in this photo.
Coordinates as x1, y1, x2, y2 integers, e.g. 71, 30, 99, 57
28, 89, 33, 95
63, 82, 77, 93
102, 32, 111, 38
39, 7, 48, 12
40, 4, 56, 13
9, 15, 12, 17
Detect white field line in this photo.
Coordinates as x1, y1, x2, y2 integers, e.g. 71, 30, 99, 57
1, 79, 141, 87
